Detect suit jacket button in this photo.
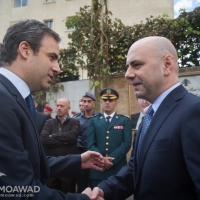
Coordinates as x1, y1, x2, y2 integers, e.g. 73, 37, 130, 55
106, 148, 108, 151
107, 131, 109, 133
106, 136, 109, 139
106, 142, 109, 145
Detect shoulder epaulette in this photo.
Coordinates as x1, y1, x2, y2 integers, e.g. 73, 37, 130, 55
91, 113, 102, 118
119, 114, 130, 118
73, 112, 82, 118
90, 114, 98, 118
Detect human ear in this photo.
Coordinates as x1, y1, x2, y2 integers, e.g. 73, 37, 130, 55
18, 41, 31, 59
163, 55, 173, 76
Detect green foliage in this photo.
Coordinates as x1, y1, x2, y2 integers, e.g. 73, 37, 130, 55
62, 5, 200, 84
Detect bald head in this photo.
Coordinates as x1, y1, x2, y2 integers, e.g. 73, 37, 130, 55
125, 36, 180, 103
128, 36, 179, 71
56, 98, 71, 121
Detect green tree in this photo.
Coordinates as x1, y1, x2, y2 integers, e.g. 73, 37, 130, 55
48, 5, 200, 109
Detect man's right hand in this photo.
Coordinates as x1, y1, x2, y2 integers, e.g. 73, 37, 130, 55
90, 187, 104, 200
82, 187, 104, 200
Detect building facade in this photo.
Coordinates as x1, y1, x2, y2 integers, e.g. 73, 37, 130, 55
0, 0, 173, 79
0, 0, 173, 49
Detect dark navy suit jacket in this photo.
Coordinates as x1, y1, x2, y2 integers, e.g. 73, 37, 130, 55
0, 74, 89, 199
98, 85, 200, 200
36, 111, 51, 134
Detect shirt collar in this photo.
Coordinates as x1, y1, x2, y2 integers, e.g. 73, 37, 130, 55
57, 115, 69, 123
104, 112, 115, 119
152, 82, 181, 114
82, 110, 99, 118
0, 68, 30, 99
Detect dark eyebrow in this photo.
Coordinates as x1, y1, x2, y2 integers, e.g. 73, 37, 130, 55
126, 59, 139, 68
48, 53, 59, 60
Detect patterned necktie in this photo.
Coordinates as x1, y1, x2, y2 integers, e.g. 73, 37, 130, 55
106, 116, 111, 127
25, 94, 36, 123
137, 105, 154, 159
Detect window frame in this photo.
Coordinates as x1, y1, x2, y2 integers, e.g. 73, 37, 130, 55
14, 0, 29, 8
44, 20, 53, 29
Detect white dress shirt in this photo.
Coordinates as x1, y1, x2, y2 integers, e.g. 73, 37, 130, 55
104, 112, 115, 122
0, 68, 30, 99
152, 82, 181, 114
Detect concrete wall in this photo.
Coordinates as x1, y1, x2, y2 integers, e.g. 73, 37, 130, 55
47, 79, 94, 118
48, 66, 200, 118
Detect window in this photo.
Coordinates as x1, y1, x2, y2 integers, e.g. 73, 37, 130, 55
44, 20, 53, 29
66, 17, 76, 30
14, 0, 29, 7
46, 0, 54, 2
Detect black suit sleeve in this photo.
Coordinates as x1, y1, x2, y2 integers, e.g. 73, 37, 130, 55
0, 84, 90, 200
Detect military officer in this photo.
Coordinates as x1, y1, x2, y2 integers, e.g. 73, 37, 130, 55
87, 88, 132, 187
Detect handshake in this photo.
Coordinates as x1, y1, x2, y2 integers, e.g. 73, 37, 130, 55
80, 151, 114, 200
82, 187, 104, 200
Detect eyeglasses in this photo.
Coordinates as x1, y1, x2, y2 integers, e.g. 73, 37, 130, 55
83, 100, 93, 103
102, 99, 115, 102
79, 105, 84, 106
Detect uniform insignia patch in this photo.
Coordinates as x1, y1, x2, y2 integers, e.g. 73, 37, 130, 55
114, 126, 124, 129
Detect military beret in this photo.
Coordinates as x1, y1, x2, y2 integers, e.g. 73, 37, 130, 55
100, 88, 119, 99
44, 105, 53, 112
82, 92, 96, 101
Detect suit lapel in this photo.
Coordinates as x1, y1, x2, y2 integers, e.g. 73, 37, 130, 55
0, 74, 41, 153
133, 124, 142, 183
135, 85, 187, 186
98, 114, 107, 128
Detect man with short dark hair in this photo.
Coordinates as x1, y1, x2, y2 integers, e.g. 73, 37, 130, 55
75, 92, 100, 192
79, 98, 85, 113
87, 88, 132, 188
0, 19, 104, 200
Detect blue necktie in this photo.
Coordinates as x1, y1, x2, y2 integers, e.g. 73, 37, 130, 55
106, 116, 111, 127
137, 105, 154, 159
25, 94, 36, 123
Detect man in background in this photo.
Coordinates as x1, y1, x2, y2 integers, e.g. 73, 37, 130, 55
75, 92, 100, 192
130, 98, 150, 129
87, 88, 132, 188
41, 98, 80, 193
79, 98, 85, 113
44, 105, 53, 117
33, 96, 51, 134
72, 98, 85, 117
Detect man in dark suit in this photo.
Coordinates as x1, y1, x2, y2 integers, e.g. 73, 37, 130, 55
33, 96, 51, 134
91, 36, 200, 200
87, 88, 132, 188
0, 19, 104, 200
